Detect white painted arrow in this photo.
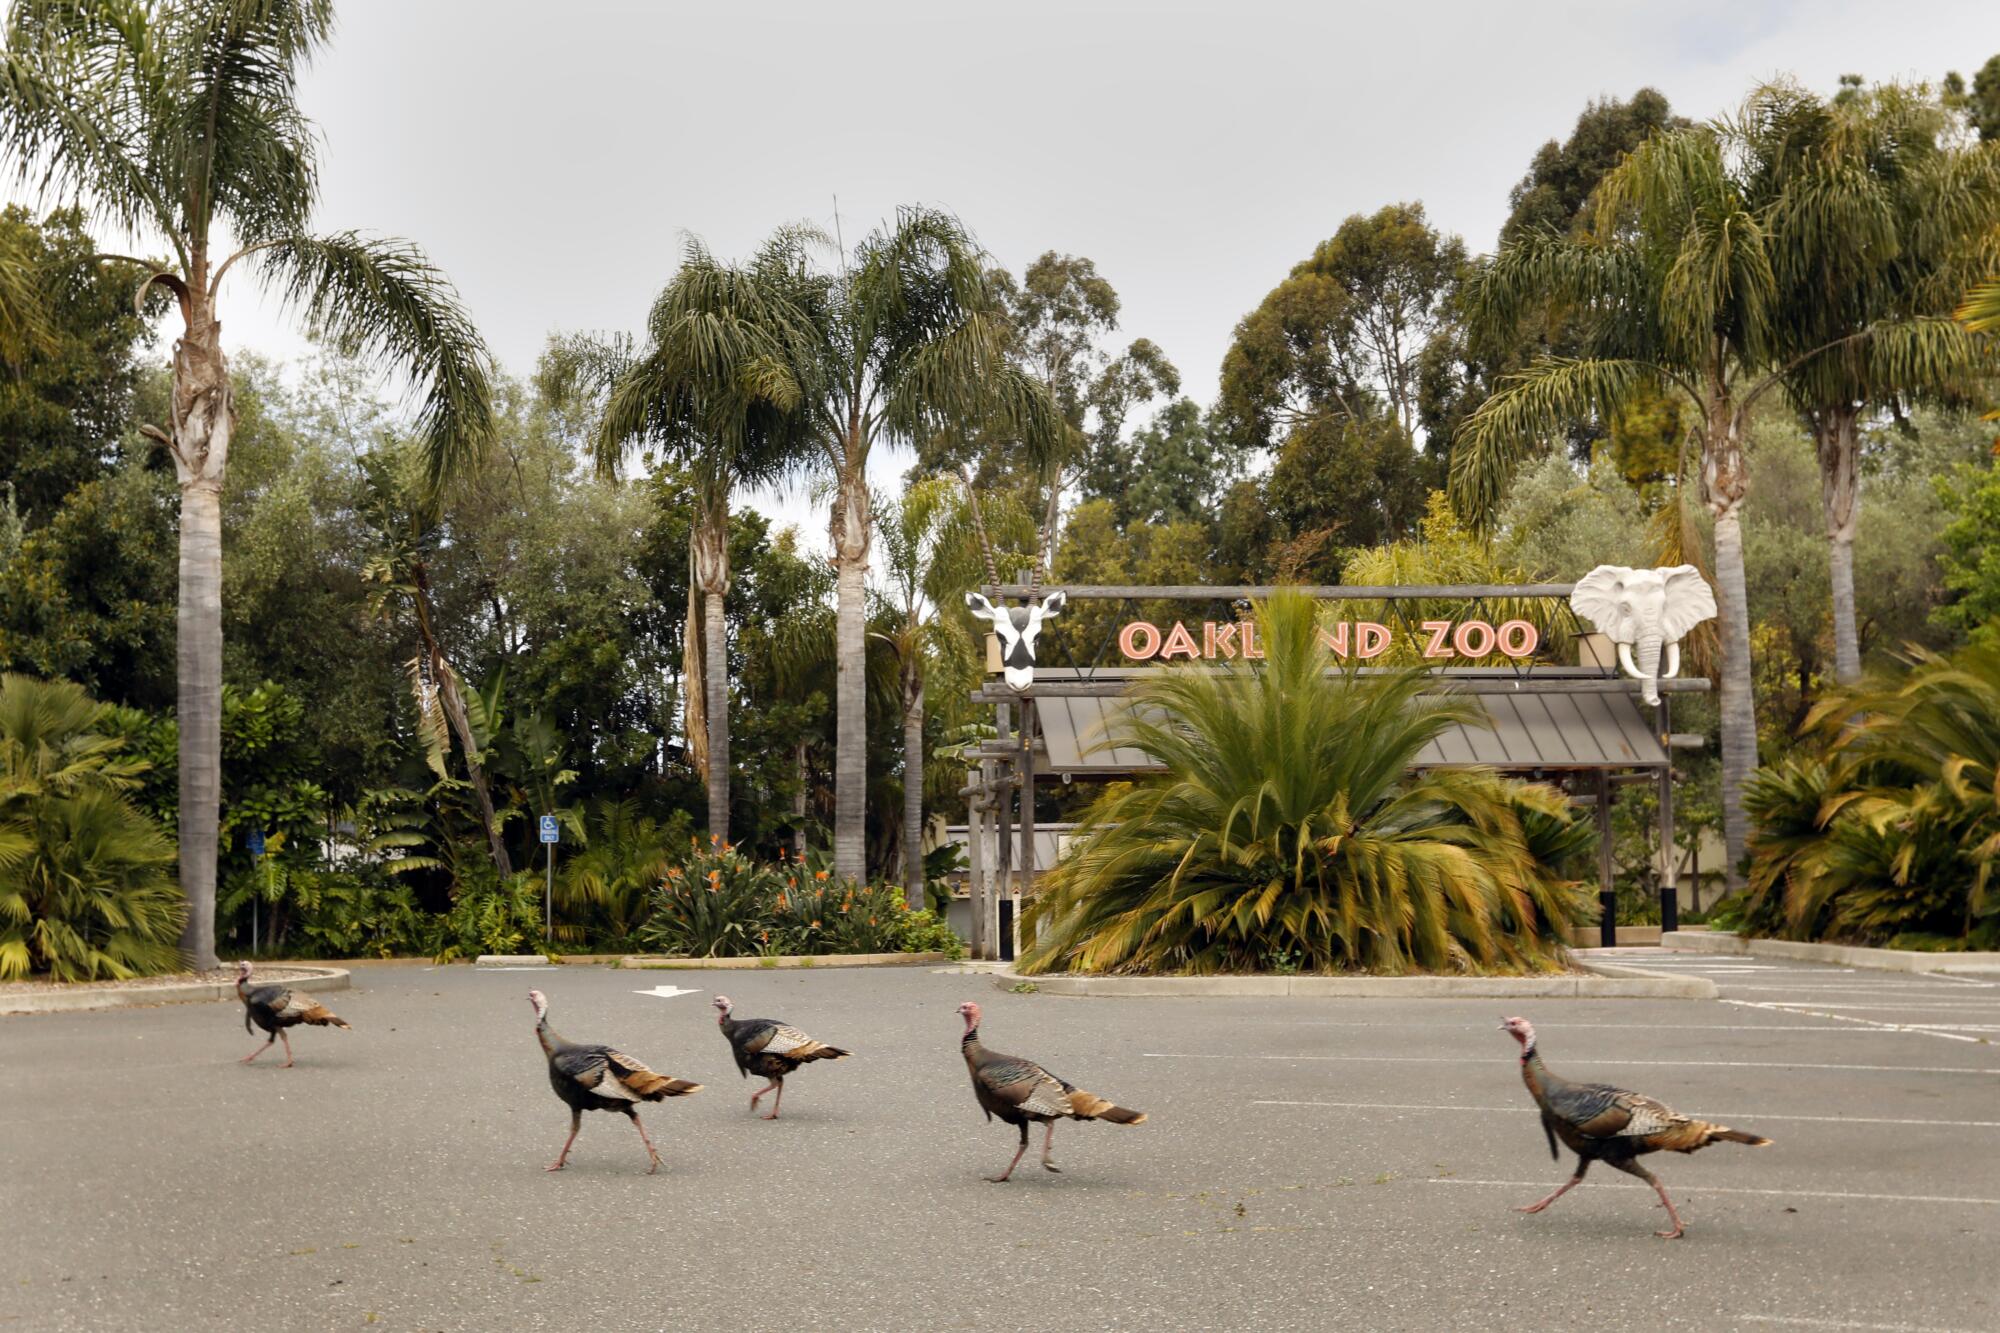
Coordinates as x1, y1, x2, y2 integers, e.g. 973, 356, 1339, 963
633, 984, 704, 1000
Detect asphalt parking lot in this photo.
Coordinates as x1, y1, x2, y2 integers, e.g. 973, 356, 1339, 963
3, 959, 1996, 1331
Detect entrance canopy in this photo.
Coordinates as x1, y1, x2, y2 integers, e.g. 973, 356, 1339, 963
1031, 682, 1669, 775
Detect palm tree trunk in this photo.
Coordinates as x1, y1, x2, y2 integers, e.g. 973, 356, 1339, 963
902, 673, 925, 910
1706, 388, 1757, 895
167, 308, 232, 971
694, 502, 731, 844
792, 740, 809, 858
831, 464, 871, 885
682, 530, 708, 784
1817, 405, 1862, 683
1711, 506, 1756, 892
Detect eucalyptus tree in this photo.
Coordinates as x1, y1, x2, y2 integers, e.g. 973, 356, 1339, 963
0, 1, 495, 967
1449, 107, 1974, 890
587, 238, 816, 844
1758, 81, 2000, 682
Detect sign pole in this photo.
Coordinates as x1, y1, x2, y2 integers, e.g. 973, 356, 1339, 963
538, 814, 560, 943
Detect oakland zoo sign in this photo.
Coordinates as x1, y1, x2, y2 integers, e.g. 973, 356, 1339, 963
1114, 616, 1541, 663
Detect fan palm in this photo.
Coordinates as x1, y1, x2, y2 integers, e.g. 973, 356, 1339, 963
0, 2, 495, 967
0, 674, 183, 980
1017, 591, 1589, 975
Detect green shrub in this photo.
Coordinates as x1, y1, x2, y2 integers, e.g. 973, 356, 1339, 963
1743, 633, 2000, 949
434, 865, 547, 961
1017, 591, 1589, 976
0, 675, 186, 980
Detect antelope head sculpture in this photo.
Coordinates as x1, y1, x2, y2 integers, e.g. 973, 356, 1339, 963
965, 590, 1066, 692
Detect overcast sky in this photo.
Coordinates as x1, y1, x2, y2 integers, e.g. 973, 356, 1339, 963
16, 0, 1999, 544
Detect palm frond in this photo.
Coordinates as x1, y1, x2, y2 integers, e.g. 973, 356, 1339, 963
1449, 356, 1665, 525
255, 231, 496, 491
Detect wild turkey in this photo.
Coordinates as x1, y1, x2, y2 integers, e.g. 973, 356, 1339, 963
530, 989, 700, 1174
1501, 1015, 1771, 1238
957, 1000, 1145, 1182
712, 994, 850, 1119
234, 960, 350, 1067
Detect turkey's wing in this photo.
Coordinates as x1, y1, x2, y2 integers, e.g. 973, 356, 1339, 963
977, 1055, 1073, 1117
1552, 1082, 1687, 1138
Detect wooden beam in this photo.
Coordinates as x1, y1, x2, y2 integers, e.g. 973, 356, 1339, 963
988, 583, 1577, 600
974, 678, 1711, 702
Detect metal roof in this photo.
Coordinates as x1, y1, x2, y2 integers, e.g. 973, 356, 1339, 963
1032, 690, 1667, 774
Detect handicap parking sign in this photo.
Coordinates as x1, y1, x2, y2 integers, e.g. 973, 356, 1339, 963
539, 815, 560, 844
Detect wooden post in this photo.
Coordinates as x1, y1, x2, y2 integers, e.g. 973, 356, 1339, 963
1657, 698, 1678, 935
994, 702, 1014, 964
1597, 769, 1617, 949
1018, 699, 1035, 964
965, 775, 988, 961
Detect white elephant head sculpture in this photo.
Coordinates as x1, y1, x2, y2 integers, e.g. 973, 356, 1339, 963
1570, 564, 1717, 705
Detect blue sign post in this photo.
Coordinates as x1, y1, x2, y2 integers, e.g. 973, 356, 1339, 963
246, 829, 266, 952
539, 816, 559, 940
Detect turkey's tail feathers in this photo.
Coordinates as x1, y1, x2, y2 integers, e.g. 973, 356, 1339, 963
626, 1072, 703, 1100
1067, 1090, 1146, 1124
795, 1042, 851, 1063
1655, 1120, 1771, 1152
298, 1001, 350, 1029
1711, 1127, 1772, 1147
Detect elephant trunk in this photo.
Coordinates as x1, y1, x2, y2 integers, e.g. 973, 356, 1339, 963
1634, 633, 1664, 706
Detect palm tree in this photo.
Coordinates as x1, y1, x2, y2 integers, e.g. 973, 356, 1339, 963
1017, 591, 1589, 975
586, 238, 817, 844
873, 477, 981, 908
611, 211, 1055, 882
0, 2, 494, 967
1449, 107, 1971, 892
1962, 280, 2000, 331
1756, 82, 2000, 682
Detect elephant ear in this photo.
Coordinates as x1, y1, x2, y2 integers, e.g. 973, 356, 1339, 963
1658, 565, 1718, 642
1570, 565, 1640, 641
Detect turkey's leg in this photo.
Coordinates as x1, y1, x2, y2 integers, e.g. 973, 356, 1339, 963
748, 1077, 781, 1113
546, 1110, 581, 1172
279, 1030, 295, 1068
762, 1079, 784, 1121
1614, 1160, 1684, 1239
987, 1122, 1029, 1183
1041, 1119, 1061, 1173
629, 1110, 662, 1174
242, 1032, 276, 1063
1516, 1158, 1589, 1214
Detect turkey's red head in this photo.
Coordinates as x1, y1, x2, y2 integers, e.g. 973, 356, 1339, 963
957, 1000, 981, 1033
528, 989, 549, 1020
713, 995, 733, 1022
234, 959, 252, 983
1499, 1016, 1535, 1050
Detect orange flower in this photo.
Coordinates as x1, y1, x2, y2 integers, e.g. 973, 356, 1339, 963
809, 919, 821, 929
786, 877, 796, 888
708, 870, 721, 886
814, 870, 828, 881
868, 916, 877, 926
777, 895, 788, 909
722, 843, 733, 853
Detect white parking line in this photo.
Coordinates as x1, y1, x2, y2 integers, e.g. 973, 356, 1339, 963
1722, 998, 1990, 1044
1740, 1317, 1979, 1333
1282, 1022, 1885, 1033
1425, 1179, 2000, 1207
1142, 1053, 2000, 1073
1249, 1099, 2000, 1129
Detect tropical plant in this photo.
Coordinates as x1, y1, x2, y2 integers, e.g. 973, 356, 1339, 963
1445, 92, 1992, 892
558, 798, 690, 945
434, 864, 546, 962
638, 841, 774, 958
1017, 592, 1590, 975
0, 674, 184, 980
0, 0, 496, 967
1740, 632, 2000, 948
